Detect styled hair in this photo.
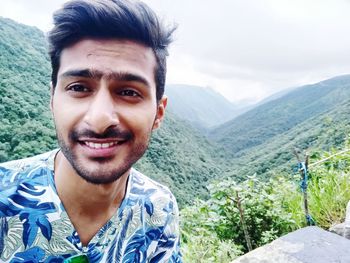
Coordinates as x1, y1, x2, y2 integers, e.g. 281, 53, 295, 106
48, 0, 175, 101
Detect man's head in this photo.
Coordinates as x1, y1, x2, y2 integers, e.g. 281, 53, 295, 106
48, 0, 175, 185
48, 0, 175, 102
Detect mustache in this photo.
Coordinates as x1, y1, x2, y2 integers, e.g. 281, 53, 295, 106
70, 127, 133, 141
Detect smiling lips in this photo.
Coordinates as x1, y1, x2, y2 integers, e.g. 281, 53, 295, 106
78, 139, 126, 158
84, 141, 118, 149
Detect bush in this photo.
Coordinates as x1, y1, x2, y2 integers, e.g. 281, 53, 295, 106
180, 147, 350, 261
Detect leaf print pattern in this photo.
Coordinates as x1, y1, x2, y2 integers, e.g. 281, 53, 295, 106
0, 150, 181, 262
0, 217, 8, 256
2, 217, 23, 261
11, 246, 46, 262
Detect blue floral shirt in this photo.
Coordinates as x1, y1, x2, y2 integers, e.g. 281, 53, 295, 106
0, 150, 181, 262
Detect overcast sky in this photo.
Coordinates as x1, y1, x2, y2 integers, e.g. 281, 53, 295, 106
1, 0, 350, 104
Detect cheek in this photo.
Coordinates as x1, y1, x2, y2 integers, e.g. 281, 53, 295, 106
52, 98, 83, 134
52, 110, 69, 137
121, 107, 156, 135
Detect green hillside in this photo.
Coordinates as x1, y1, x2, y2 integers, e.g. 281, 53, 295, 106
0, 17, 227, 206
0, 17, 57, 161
210, 75, 350, 157
226, 100, 350, 179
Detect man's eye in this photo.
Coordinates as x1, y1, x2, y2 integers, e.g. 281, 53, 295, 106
67, 84, 90, 92
120, 90, 140, 97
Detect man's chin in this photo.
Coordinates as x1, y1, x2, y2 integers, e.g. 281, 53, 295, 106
68, 157, 131, 185
89, 156, 115, 164
74, 168, 130, 185
79, 175, 119, 185
58, 137, 147, 185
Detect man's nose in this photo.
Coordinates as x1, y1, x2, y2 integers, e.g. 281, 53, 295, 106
83, 88, 119, 134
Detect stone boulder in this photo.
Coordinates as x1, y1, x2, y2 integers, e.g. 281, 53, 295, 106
329, 200, 350, 239
232, 226, 350, 263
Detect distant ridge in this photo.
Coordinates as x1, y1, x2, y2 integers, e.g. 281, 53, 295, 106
210, 74, 350, 156
208, 74, 350, 179
165, 84, 248, 129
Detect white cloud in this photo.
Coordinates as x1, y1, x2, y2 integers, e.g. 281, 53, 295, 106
1, 0, 350, 103
0, 0, 64, 31
145, 0, 350, 103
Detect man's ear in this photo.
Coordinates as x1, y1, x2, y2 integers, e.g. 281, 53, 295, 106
152, 95, 167, 130
50, 82, 54, 112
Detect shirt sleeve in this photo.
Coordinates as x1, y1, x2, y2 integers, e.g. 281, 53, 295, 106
149, 196, 182, 263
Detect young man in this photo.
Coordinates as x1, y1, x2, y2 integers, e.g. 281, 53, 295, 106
0, 0, 180, 262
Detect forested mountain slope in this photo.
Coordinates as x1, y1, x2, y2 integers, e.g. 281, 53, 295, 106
0, 17, 56, 161
0, 17, 228, 206
210, 75, 350, 157
226, 99, 350, 179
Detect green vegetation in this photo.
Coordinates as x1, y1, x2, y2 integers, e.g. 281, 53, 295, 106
223, 100, 350, 181
0, 17, 57, 162
210, 75, 350, 156
181, 146, 350, 261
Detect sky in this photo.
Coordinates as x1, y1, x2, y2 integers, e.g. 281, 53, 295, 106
1, 0, 350, 104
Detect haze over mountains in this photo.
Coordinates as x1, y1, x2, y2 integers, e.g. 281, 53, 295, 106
165, 84, 249, 129
1, 16, 350, 206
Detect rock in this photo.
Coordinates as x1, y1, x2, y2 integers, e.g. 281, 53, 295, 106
329, 200, 350, 239
344, 200, 350, 239
232, 226, 350, 263
329, 222, 345, 236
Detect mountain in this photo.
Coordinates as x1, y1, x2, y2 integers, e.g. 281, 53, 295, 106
210, 75, 350, 156
253, 86, 298, 108
0, 17, 228, 206
210, 75, 350, 179
226, 100, 350, 178
165, 84, 247, 129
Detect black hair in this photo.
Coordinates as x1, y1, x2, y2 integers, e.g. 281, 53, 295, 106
48, 0, 176, 101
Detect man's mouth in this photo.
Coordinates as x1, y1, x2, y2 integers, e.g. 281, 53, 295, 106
76, 138, 127, 159
71, 128, 132, 150
83, 141, 119, 149
70, 128, 133, 158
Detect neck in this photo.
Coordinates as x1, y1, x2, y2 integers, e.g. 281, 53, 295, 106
54, 151, 129, 219
54, 151, 130, 245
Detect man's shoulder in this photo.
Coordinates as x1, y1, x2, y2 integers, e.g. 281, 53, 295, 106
0, 150, 58, 190
130, 168, 176, 199
129, 169, 179, 212
0, 150, 57, 173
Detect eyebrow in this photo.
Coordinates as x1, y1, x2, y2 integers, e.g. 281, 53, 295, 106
60, 69, 151, 87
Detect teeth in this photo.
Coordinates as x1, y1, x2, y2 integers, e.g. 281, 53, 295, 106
85, 141, 116, 149
101, 143, 110, 148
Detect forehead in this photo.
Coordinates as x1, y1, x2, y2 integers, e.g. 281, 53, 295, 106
58, 39, 157, 83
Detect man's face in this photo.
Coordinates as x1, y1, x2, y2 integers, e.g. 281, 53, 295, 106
51, 39, 166, 184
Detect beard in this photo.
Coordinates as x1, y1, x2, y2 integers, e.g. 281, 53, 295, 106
56, 126, 151, 185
